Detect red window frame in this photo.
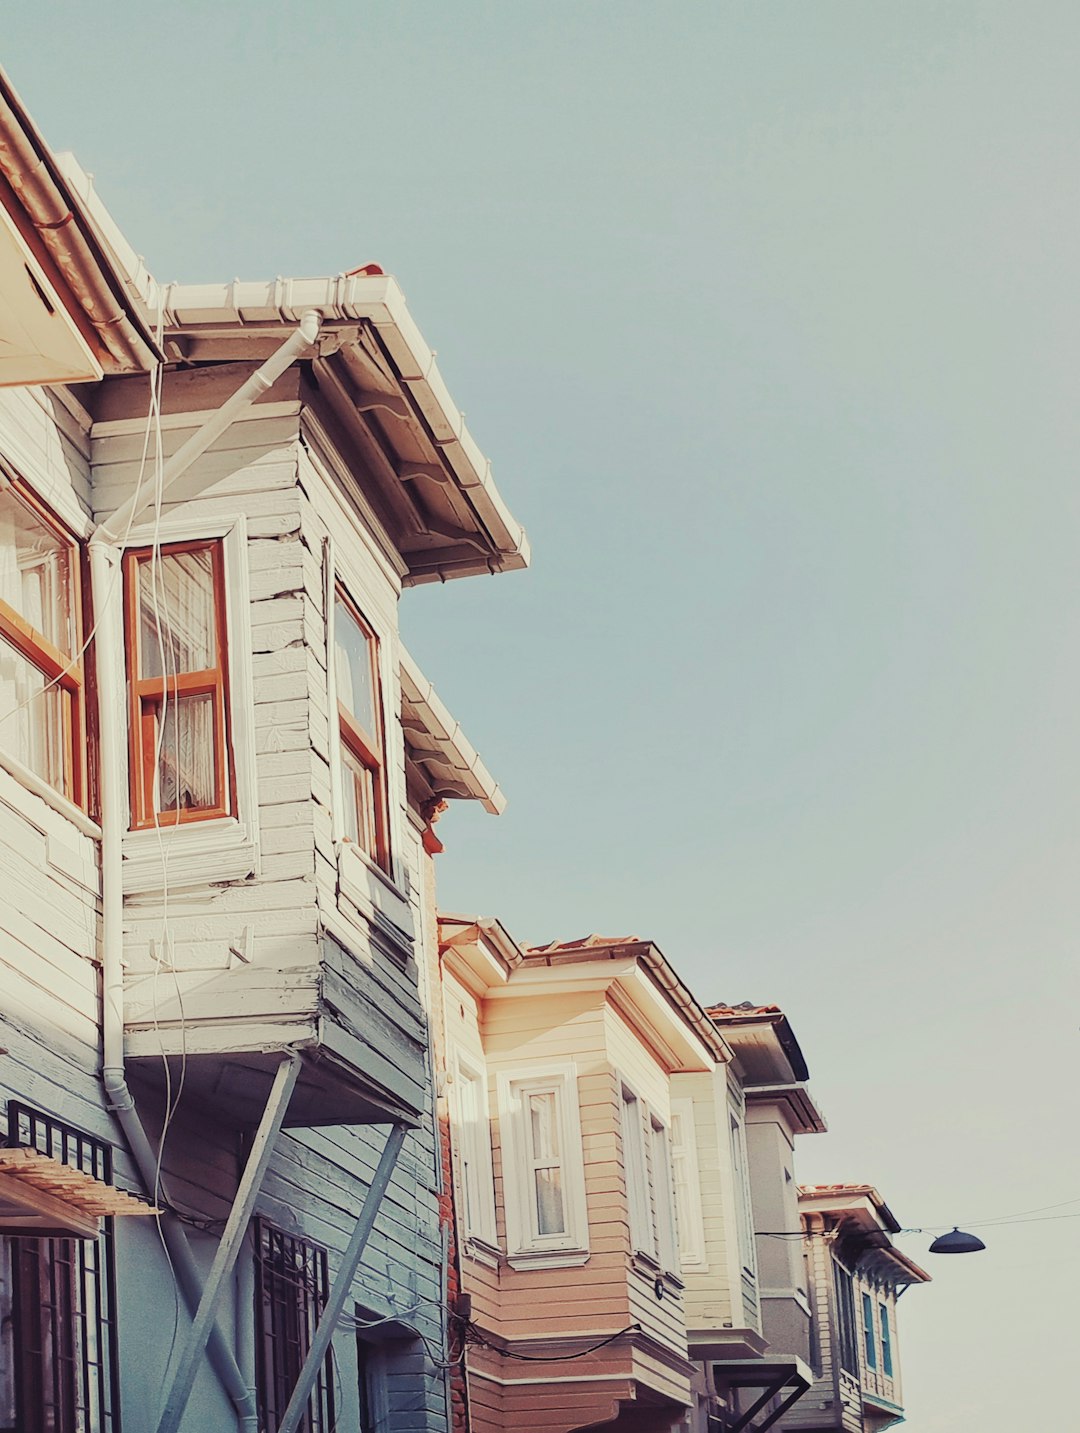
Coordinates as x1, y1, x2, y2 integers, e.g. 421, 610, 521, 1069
0, 479, 88, 809
122, 538, 234, 830
335, 587, 390, 872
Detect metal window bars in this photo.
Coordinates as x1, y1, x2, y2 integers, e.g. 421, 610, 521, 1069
2, 1101, 122, 1433
253, 1218, 336, 1433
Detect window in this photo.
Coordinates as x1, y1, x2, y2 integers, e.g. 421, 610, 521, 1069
254, 1220, 335, 1433
497, 1066, 589, 1266
670, 1100, 706, 1271
333, 590, 388, 871
879, 1302, 893, 1377
862, 1290, 877, 1369
123, 540, 233, 828
0, 1104, 121, 1432
649, 1116, 679, 1274
729, 1113, 757, 1278
448, 1054, 498, 1246
620, 1086, 653, 1257
832, 1260, 859, 1374
0, 480, 86, 807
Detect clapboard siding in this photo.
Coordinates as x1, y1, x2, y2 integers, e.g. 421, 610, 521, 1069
0, 369, 450, 1430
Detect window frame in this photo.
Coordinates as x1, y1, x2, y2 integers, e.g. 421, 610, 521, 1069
832, 1259, 859, 1375
670, 1099, 707, 1272
862, 1289, 877, 1369
332, 583, 391, 874
879, 1301, 894, 1377
0, 478, 88, 810
496, 1064, 589, 1268
620, 1083, 654, 1259
122, 537, 234, 830
728, 1111, 758, 1280
448, 1050, 499, 1250
648, 1114, 680, 1276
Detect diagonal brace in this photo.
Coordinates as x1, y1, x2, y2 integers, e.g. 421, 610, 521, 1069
156, 1052, 301, 1433
729, 1370, 795, 1433
277, 1122, 408, 1433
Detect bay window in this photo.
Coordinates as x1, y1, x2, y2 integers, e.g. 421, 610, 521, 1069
123, 539, 233, 828
0, 480, 86, 807
333, 589, 389, 871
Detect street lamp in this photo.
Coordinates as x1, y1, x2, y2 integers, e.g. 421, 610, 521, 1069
928, 1227, 986, 1254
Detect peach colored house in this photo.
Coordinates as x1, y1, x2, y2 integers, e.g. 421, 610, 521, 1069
436, 925, 731, 1433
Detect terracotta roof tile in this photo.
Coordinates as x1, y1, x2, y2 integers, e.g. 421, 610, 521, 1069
526, 935, 641, 954
706, 1001, 782, 1018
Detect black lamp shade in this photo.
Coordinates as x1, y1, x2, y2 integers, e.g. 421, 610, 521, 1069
928, 1227, 986, 1254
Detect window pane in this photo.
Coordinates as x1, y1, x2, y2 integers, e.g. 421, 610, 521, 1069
0, 634, 66, 789
334, 599, 377, 737
0, 485, 74, 652
156, 693, 217, 812
527, 1092, 560, 1161
340, 742, 377, 854
137, 547, 216, 678
534, 1167, 565, 1236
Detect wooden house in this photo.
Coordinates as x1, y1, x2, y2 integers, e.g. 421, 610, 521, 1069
788, 1187, 929, 1433
0, 63, 523, 1433
436, 924, 731, 1433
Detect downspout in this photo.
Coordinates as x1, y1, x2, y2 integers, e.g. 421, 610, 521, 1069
92, 311, 322, 1430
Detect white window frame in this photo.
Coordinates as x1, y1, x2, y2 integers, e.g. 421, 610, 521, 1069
447, 1050, 499, 1250
729, 1111, 758, 1280
620, 1082, 654, 1259
496, 1063, 589, 1269
117, 512, 260, 891
649, 1114, 680, 1276
325, 542, 415, 941
670, 1099, 707, 1272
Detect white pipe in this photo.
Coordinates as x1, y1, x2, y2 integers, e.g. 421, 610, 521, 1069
91, 309, 322, 545
91, 540, 258, 1431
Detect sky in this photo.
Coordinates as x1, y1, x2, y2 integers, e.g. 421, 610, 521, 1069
7, 4, 1080, 1427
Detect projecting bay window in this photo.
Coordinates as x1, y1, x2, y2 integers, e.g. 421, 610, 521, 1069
0, 479, 86, 808
333, 589, 389, 872
497, 1065, 589, 1268
123, 540, 233, 828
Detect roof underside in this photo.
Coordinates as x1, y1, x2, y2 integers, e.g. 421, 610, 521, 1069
160, 277, 529, 586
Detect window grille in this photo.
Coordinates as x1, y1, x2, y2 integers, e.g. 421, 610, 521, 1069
253, 1219, 335, 1433
0, 1102, 122, 1433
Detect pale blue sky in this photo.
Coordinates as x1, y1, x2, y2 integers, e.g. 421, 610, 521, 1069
8, 4, 1079, 1427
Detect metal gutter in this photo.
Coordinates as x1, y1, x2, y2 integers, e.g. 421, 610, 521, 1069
0, 65, 160, 371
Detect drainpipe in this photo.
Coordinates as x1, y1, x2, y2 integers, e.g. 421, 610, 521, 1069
92, 310, 322, 1430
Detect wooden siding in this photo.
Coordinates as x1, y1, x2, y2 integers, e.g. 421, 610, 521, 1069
0, 372, 451, 1430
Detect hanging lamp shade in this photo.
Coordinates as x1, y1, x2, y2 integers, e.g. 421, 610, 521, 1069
928, 1227, 986, 1254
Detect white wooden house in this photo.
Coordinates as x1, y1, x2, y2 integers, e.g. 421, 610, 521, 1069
0, 64, 523, 1433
